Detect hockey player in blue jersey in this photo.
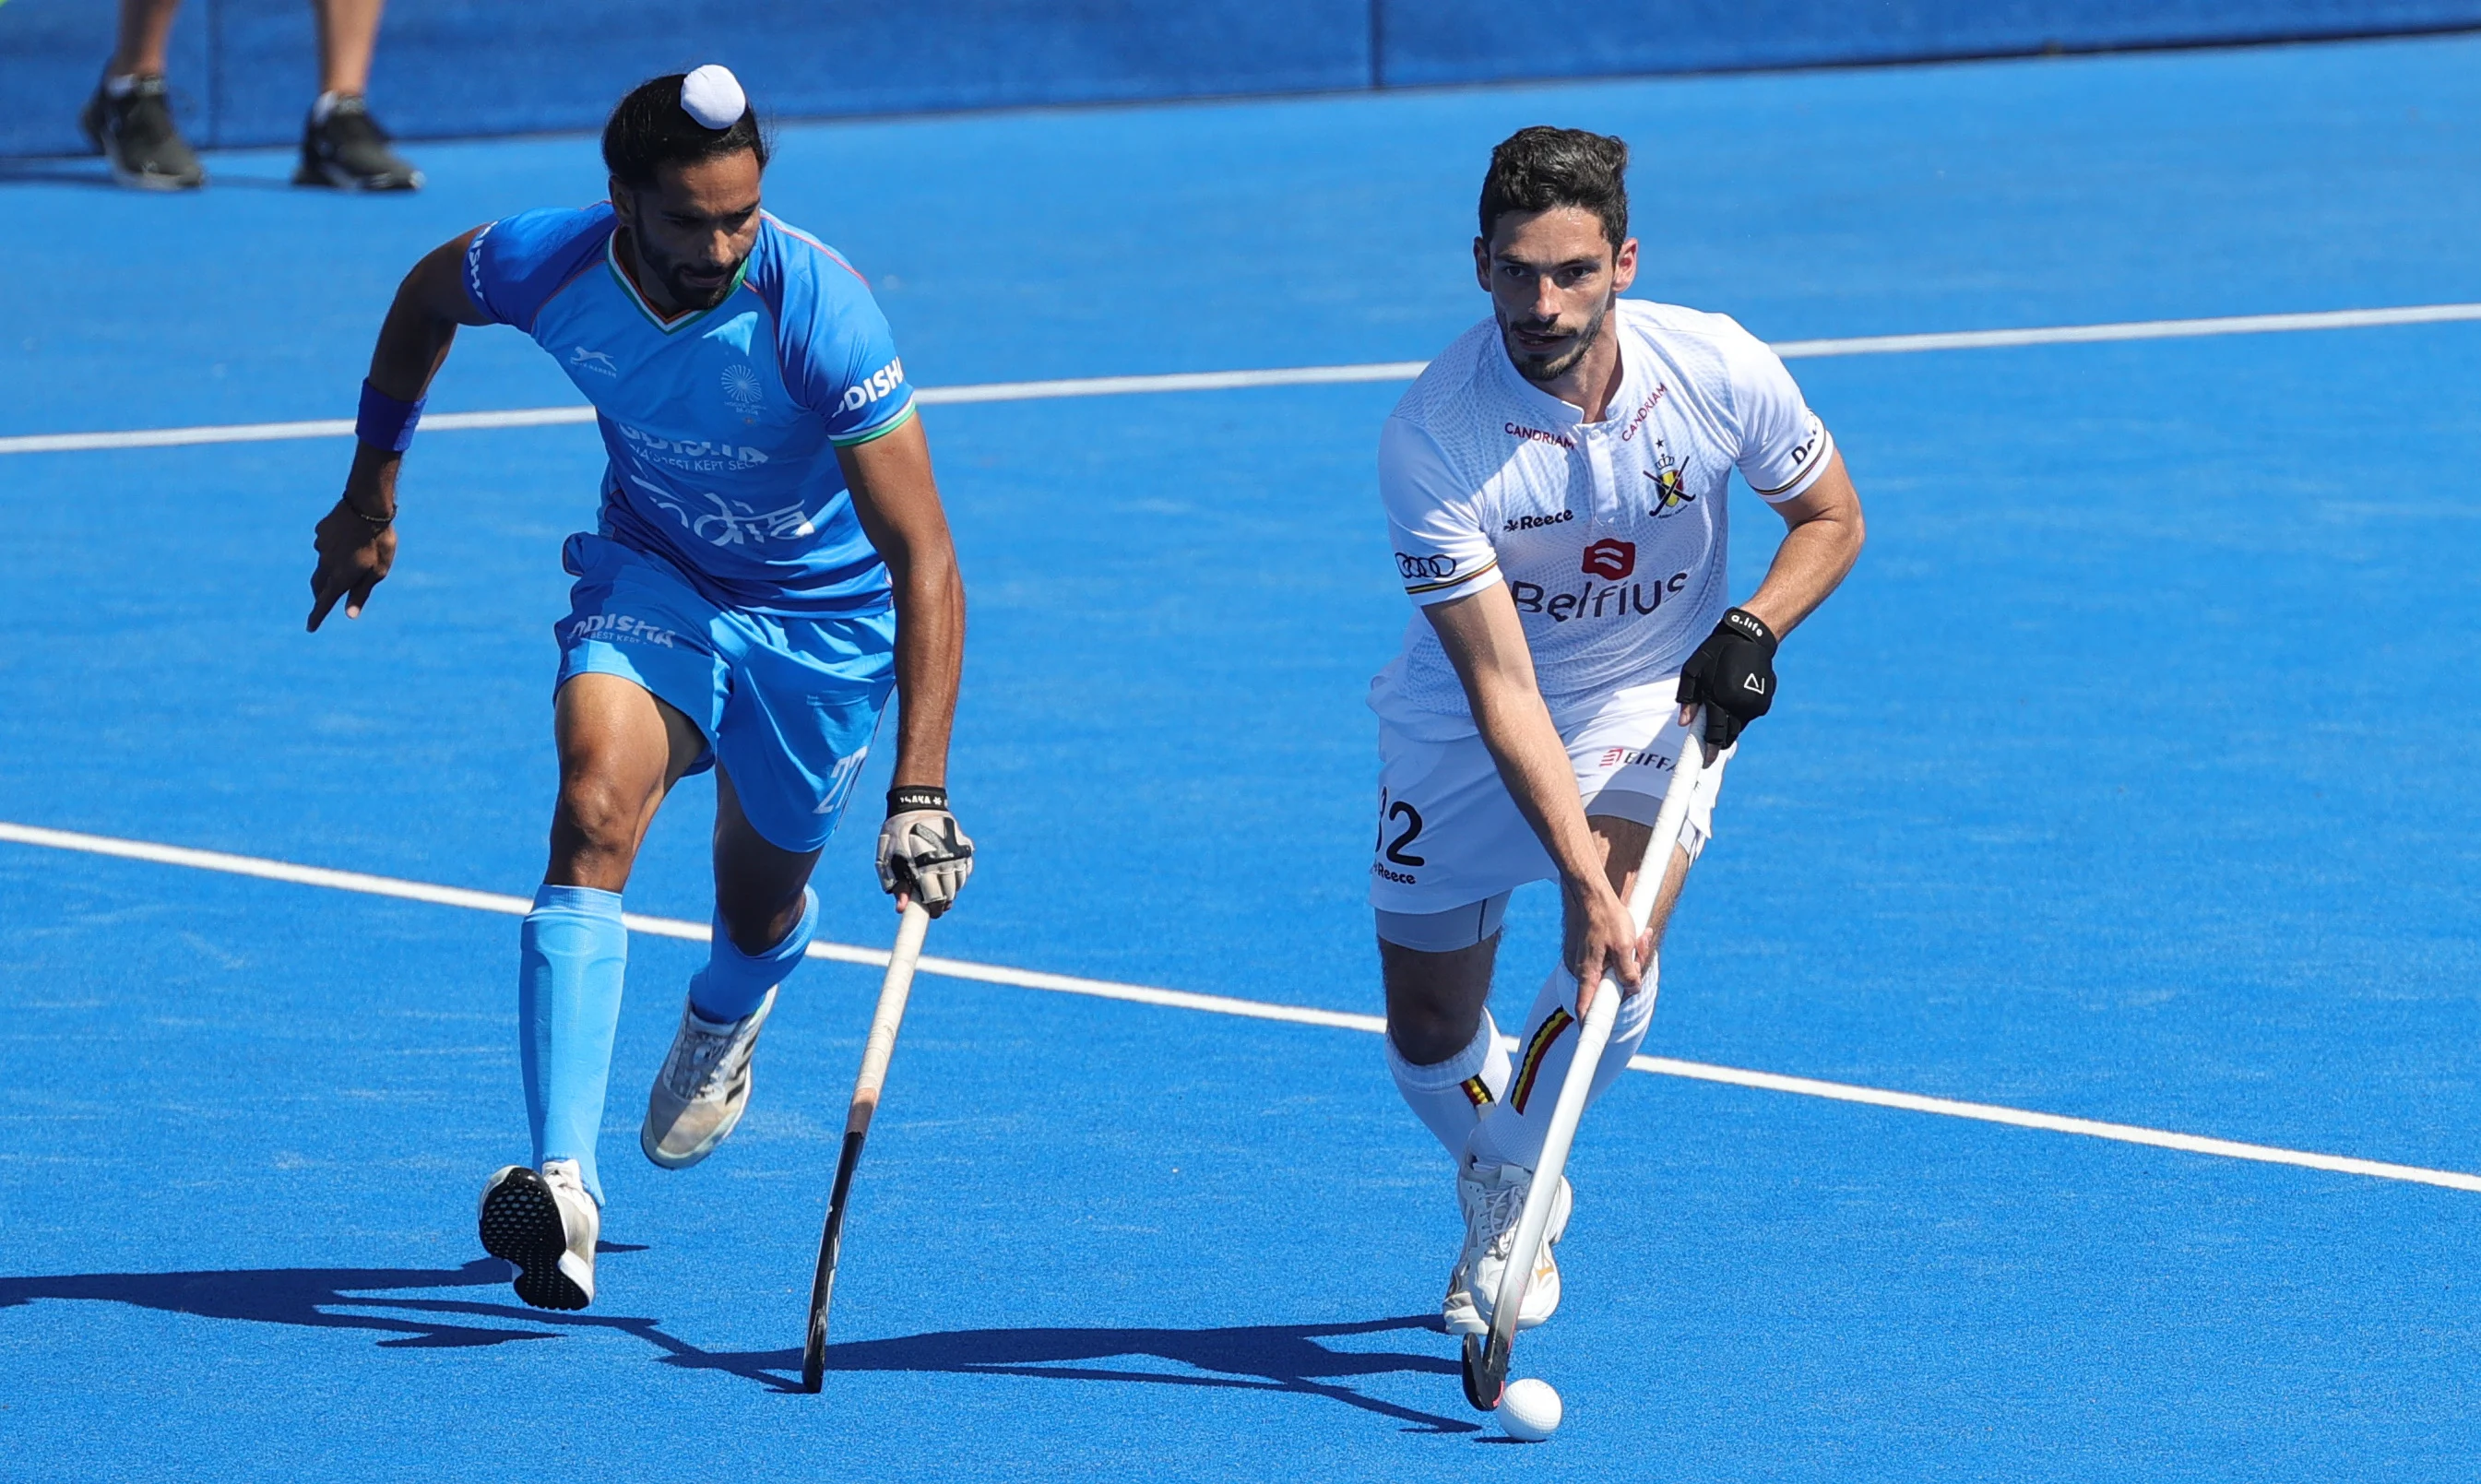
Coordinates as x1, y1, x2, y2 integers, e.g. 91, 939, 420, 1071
306, 66, 973, 1312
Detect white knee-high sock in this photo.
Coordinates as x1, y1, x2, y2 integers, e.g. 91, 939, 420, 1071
1386, 1012, 1511, 1158
1464, 958, 1658, 1172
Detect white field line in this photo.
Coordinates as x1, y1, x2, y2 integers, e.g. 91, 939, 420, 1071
1765, 301, 2481, 359
1629, 1057, 2481, 1193
6, 302, 2478, 457
4, 819, 2475, 1194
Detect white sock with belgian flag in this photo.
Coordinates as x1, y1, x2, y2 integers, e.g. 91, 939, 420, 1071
1464, 960, 1656, 1172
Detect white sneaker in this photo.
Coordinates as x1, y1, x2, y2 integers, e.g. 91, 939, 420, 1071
640, 986, 777, 1169
479, 1158, 599, 1310
1442, 1163, 1571, 1336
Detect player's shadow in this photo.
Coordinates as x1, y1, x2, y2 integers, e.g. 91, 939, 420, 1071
0, 159, 124, 187
0, 1262, 1478, 1432
796, 1315, 1479, 1433
0, 158, 299, 189
0, 1252, 651, 1349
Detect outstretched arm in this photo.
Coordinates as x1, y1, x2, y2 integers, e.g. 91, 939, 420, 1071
1424, 585, 1645, 995
307, 228, 492, 631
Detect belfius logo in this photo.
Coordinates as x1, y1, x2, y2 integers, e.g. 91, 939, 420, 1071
1580, 538, 1635, 580
1511, 568, 1691, 623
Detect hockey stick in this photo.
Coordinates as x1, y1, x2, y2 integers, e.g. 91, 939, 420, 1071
1463, 711, 1708, 1411
801, 900, 932, 1394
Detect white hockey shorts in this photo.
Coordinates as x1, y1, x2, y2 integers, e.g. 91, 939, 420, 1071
1369, 677, 1730, 947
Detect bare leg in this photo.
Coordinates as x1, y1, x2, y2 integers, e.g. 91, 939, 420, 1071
711, 767, 823, 954
312, 0, 386, 95
1580, 814, 1693, 980
110, 0, 183, 77
545, 672, 704, 890
1382, 933, 1499, 1066
1384, 814, 1688, 1062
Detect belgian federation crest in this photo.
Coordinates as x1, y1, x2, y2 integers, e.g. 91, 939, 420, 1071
1644, 440, 1695, 516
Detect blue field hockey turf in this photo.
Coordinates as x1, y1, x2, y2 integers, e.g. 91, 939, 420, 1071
5, 31, 2480, 1482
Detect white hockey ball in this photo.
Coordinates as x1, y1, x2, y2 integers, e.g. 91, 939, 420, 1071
1499, 1377, 1562, 1441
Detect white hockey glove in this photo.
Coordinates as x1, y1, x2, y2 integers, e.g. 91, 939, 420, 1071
875, 785, 974, 918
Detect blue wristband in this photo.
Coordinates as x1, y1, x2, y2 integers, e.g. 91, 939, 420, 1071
355, 379, 425, 453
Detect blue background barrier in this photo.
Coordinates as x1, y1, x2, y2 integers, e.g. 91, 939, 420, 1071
4, 0, 2479, 158
1375, 0, 2481, 86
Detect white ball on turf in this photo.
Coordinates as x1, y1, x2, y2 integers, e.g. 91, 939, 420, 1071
1499, 1377, 1562, 1441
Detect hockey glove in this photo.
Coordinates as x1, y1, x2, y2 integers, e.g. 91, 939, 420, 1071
876, 786, 975, 918
1675, 606, 1778, 753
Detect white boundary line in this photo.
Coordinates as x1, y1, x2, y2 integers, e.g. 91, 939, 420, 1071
6, 302, 2477, 457
4, 818, 2474, 1194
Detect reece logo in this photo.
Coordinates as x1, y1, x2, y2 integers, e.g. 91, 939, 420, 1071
1580, 538, 1636, 581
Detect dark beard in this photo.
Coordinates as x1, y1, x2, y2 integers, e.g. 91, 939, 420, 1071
659, 259, 736, 312
1502, 296, 1610, 385
627, 232, 740, 314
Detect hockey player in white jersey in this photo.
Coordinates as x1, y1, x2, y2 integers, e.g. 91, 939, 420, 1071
1369, 126, 1864, 1336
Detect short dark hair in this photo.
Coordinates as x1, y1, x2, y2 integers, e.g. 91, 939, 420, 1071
601, 73, 770, 189
1478, 126, 1630, 252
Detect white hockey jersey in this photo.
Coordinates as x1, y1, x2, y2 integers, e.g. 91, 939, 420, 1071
1372, 299, 1834, 734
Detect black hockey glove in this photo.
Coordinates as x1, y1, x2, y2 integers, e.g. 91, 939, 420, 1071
1675, 607, 1778, 753
876, 785, 975, 918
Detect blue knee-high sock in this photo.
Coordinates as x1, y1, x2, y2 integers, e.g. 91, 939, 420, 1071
518, 884, 628, 1205
689, 886, 817, 1022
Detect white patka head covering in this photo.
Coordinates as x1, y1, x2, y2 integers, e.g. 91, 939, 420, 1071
680, 65, 746, 130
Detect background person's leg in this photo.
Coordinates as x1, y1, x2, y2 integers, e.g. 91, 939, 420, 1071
297, 0, 422, 189
310, 0, 381, 95
84, 0, 203, 190
109, 0, 182, 77
521, 674, 702, 1202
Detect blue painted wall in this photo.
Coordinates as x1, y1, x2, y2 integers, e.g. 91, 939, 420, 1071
4, 0, 2478, 159
1375, 0, 2481, 84
0, 0, 1371, 158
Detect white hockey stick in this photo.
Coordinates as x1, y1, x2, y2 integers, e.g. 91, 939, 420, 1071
1464, 710, 1709, 1410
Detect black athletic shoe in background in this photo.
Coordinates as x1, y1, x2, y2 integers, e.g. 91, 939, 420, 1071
79, 76, 206, 191
292, 96, 424, 192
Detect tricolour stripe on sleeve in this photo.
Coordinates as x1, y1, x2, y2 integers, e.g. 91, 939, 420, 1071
1751, 414, 1835, 500
1403, 555, 1498, 596
827, 397, 917, 448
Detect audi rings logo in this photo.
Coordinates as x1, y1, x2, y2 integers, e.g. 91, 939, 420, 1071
1396, 552, 1458, 581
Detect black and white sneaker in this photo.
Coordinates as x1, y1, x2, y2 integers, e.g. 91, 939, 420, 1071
292, 95, 423, 192
479, 1159, 599, 1310
79, 75, 205, 191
